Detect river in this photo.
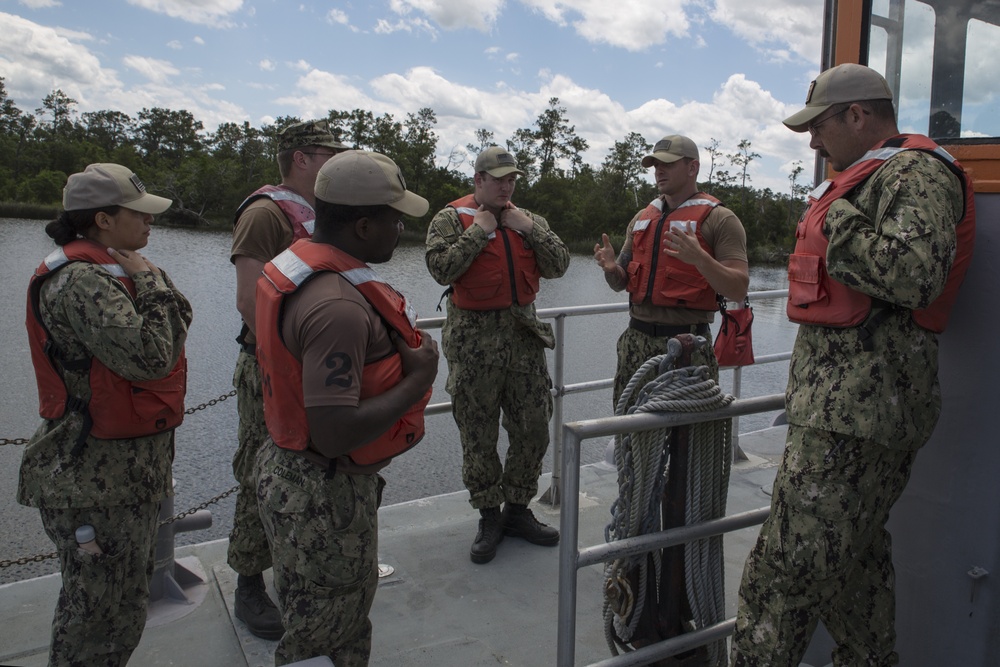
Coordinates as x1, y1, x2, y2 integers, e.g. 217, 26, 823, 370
0, 217, 796, 582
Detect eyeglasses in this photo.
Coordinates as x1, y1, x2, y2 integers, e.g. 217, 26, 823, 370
807, 107, 850, 137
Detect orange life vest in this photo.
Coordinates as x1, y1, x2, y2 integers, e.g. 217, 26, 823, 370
234, 185, 315, 240
627, 194, 720, 311
256, 239, 430, 466
26, 240, 187, 440
787, 134, 976, 333
447, 194, 542, 310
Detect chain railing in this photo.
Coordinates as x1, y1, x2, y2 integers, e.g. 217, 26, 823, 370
0, 389, 238, 570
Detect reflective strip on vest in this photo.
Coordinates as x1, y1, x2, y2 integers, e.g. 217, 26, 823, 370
265, 189, 316, 235
43, 248, 128, 279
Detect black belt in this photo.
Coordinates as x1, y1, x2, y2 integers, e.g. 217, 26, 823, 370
628, 318, 710, 338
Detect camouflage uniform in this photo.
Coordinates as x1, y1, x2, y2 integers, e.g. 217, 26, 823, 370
228, 348, 272, 575
18, 262, 191, 667
425, 206, 570, 509
255, 441, 384, 667
732, 150, 964, 666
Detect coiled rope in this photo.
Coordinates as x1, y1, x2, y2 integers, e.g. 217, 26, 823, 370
603, 339, 734, 665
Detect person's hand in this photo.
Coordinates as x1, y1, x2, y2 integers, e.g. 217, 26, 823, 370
395, 329, 439, 391
663, 222, 704, 266
500, 205, 534, 233
472, 206, 499, 234
108, 248, 161, 277
593, 234, 618, 273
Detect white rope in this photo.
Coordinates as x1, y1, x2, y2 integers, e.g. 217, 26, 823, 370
603, 343, 734, 664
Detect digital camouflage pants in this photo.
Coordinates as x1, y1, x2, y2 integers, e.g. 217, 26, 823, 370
447, 352, 553, 511
228, 349, 273, 576
40, 500, 159, 667
256, 442, 383, 667
613, 325, 718, 409
731, 425, 917, 667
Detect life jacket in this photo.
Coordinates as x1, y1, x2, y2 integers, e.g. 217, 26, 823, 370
787, 134, 976, 334
26, 240, 187, 441
626, 194, 720, 311
447, 194, 542, 310
234, 185, 315, 240
256, 239, 430, 466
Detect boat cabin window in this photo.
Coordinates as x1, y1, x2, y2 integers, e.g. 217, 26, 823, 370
867, 0, 1000, 142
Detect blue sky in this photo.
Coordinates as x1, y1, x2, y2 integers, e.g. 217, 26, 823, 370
0, 0, 830, 191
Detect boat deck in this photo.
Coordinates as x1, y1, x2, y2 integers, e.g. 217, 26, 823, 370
0, 426, 832, 667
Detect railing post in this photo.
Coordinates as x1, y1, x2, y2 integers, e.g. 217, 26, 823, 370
540, 313, 566, 507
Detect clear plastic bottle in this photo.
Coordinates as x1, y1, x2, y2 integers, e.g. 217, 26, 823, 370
75, 525, 102, 555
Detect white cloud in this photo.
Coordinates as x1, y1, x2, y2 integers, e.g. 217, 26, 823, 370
275, 69, 376, 119
126, 0, 244, 27
711, 0, 823, 64
289, 59, 311, 72
389, 0, 504, 31
259, 59, 275, 71
327, 9, 349, 25
167, 39, 183, 49
522, 0, 690, 51
18, 0, 61, 8
193, 35, 205, 45
374, 16, 437, 37
123, 55, 180, 84
0, 11, 122, 105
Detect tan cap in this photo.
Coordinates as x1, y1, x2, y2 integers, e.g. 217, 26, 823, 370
315, 150, 429, 217
783, 64, 893, 132
641, 135, 699, 167
475, 146, 525, 178
63, 163, 172, 214
278, 119, 348, 153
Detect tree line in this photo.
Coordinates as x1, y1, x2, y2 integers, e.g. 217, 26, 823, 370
0, 77, 810, 261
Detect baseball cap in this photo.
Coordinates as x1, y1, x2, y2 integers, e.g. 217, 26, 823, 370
315, 150, 429, 217
278, 119, 348, 153
475, 146, 526, 178
640, 135, 699, 168
63, 163, 172, 214
783, 64, 893, 132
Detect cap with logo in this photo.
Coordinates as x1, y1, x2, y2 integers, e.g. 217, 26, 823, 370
315, 150, 429, 218
62, 163, 172, 214
278, 119, 349, 153
640, 135, 699, 168
783, 63, 893, 133
475, 146, 526, 178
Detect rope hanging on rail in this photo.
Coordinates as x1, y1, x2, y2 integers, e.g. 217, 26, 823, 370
603, 337, 734, 666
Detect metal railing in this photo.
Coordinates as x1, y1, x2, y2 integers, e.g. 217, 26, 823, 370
414, 289, 791, 507
555, 394, 786, 666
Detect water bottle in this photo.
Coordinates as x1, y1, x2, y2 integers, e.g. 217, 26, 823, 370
75, 525, 102, 555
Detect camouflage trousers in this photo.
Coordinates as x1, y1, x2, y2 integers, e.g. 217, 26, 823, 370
731, 425, 917, 667
228, 349, 273, 576
446, 354, 553, 510
613, 324, 718, 409
255, 442, 384, 667
39, 501, 160, 667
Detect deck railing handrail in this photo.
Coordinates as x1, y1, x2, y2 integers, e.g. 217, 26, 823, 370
556, 393, 787, 667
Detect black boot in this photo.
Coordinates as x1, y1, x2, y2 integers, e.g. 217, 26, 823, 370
503, 503, 559, 546
470, 506, 504, 564
234, 573, 284, 640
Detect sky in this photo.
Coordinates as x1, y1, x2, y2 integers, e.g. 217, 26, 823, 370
0, 0, 835, 193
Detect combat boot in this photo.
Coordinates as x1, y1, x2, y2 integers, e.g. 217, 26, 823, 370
470, 506, 504, 564
234, 572, 284, 640
503, 503, 559, 546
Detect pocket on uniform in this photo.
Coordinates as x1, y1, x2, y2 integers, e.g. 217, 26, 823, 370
65, 543, 128, 617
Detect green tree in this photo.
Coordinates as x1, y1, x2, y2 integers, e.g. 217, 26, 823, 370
531, 97, 587, 178
135, 107, 205, 164
600, 132, 651, 209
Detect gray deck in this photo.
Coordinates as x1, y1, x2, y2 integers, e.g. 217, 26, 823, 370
0, 427, 818, 667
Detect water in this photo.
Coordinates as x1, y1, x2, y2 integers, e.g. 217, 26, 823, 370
0, 218, 795, 582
